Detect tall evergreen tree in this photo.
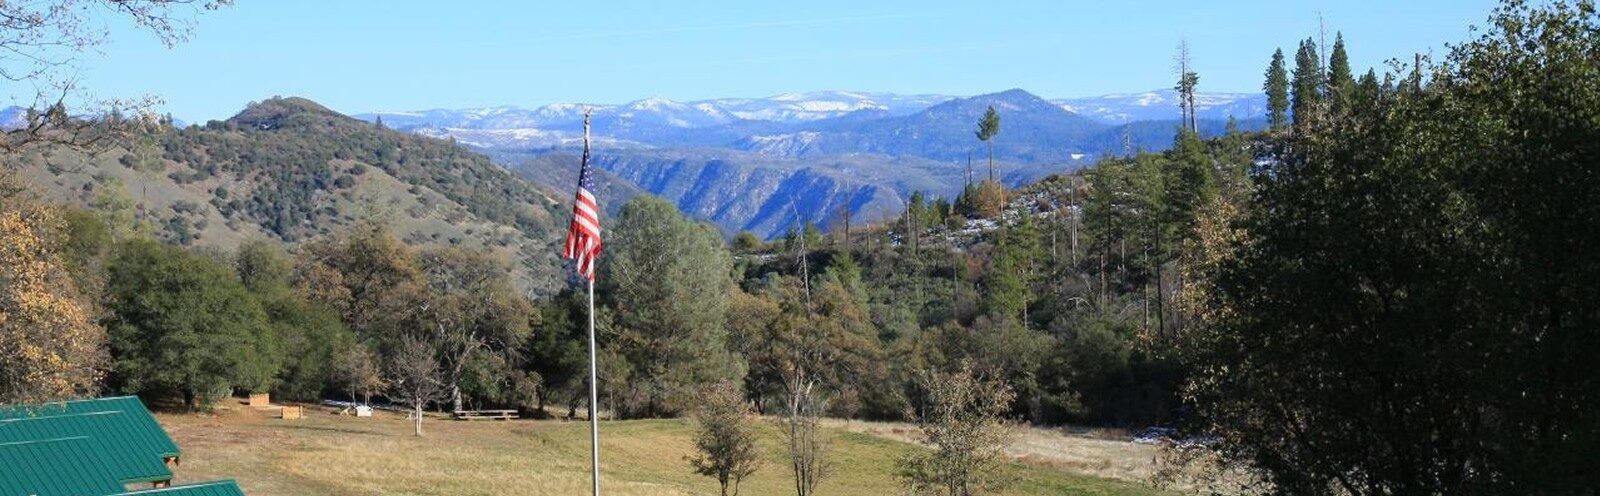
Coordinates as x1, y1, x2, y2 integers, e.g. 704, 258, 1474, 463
1291, 38, 1322, 126
1264, 48, 1290, 129
975, 106, 1001, 180
1327, 32, 1355, 109
1174, 39, 1200, 132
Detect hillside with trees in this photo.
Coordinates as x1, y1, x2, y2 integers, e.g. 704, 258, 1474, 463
2, 1, 1597, 494
14, 96, 571, 294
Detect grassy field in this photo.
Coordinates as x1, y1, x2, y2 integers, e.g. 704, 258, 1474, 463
157, 406, 1173, 496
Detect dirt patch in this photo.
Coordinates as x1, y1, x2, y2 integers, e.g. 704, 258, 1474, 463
827, 419, 1162, 484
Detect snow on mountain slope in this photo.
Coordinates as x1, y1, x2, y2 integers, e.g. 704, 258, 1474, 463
1053, 89, 1266, 123
358, 91, 957, 132
713, 91, 953, 122
414, 127, 650, 150
0, 106, 29, 130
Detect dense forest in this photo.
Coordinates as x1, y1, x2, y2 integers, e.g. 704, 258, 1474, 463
3, 1, 1597, 494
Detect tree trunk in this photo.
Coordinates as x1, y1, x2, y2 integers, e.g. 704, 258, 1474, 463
452, 384, 462, 414
413, 402, 424, 436
987, 141, 996, 181
1070, 178, 1080, 265
1155, 227, 1166, 337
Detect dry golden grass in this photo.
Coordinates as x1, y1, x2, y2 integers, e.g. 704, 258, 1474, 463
158, 406, 1174, 496
827, 420, 1163, 484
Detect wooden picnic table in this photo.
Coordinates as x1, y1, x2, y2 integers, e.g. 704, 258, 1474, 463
451, 409, 518, 419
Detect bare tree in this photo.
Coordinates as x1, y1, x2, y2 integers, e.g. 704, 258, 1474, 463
689, 380, 764, 496
0, 0, 231, 154
898, 360, 1017, 496
387, 335, 445, 437
330, 345, 384, 405
774, 313, 842, 496
779, 363, 829, 496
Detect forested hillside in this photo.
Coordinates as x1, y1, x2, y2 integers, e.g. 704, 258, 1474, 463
14, 97, 571, 294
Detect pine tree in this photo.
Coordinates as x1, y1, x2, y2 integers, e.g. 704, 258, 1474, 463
1174, 39, 1200, 132
1264, 48, 1290, 129
1290, 38, 1322, 126
1327, 33, 1355, 110
975, 106, 1001, 180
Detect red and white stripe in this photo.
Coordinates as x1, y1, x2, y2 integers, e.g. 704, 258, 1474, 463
563, 186, 602, 280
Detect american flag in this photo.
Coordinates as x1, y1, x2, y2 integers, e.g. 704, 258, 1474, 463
562, 114, 602, 280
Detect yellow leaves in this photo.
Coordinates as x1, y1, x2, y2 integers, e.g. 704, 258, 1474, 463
1178, 198, 1248, 328
0, 188, 107, 404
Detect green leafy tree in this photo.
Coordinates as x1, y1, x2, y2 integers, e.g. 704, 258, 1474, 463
898, 359, 1016, 496
689, 380, 764, 496
417, 247, 533, 412
526, 292, 590, 415
732, 231, 762, 253
237, 238, 357, 402
295, 222, 426, 347
601, 196, 738, 417
106, 239, 280, 409
1264, 48, 1290, 129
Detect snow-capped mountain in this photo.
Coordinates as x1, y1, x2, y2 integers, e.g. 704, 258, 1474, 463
358, 91, 956, 132
712, 91, 953, 122
358, 88, 1270, 167
357, 88, 1269, 239
1052, 89, 1266, 123
414, 127, 651, 151
0, 106, 30, 130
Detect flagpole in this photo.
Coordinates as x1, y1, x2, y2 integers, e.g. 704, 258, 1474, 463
583, 110, 602, 496
587, 276, 600, 496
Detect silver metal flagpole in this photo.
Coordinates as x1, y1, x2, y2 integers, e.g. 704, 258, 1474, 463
584, 111, 602, 496
588, 276, 600, 496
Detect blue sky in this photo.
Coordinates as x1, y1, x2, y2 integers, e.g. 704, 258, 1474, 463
57, 0, 1498, 122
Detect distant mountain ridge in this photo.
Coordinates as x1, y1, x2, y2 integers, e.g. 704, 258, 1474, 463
1053, 89, 1266, 123
351, 88, 1268, 238
10, 89, 1267, 244
359, 91, 955, 132
355, 88, 1266, 162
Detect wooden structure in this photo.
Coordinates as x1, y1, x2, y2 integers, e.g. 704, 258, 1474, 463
452, 409, 518, 421
247, 393, 271, 407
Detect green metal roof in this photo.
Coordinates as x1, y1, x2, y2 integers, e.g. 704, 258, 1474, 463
116, 480, 245, 496
0, 410, 174, 484
0, 436, 127, 496
0, 396, 181, 459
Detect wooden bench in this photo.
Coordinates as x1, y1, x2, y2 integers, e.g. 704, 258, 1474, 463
452, 409, 518, 421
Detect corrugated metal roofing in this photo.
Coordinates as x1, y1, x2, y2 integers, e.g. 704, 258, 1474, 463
0, 410, 174, 484
0, 436, 126, 496
0, 396, 181, 459
116, 480, 245, 496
